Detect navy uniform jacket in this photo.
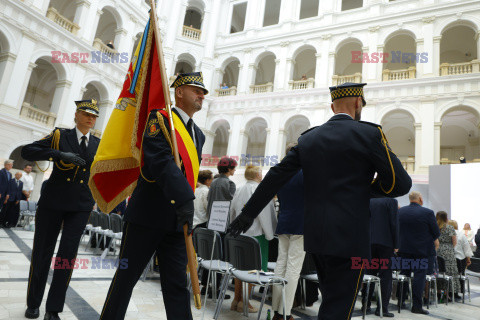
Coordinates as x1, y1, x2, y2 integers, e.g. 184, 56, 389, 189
0, 168, 11, 197
6, 179, 23, 202
276, 170, 304, 235
240, 114, 412, 258
369, 198, 399, 248
398, 203, 440, 257
21, 128, 100, 212
124, 109, 205, 231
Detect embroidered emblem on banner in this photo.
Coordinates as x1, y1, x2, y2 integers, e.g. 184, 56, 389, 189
147, 118, 160, 137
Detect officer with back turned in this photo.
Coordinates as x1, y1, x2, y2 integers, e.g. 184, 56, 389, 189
21, 99, 100, 320
229, 83, 412, 320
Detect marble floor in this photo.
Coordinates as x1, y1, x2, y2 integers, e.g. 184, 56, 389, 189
0, 227, 479, 320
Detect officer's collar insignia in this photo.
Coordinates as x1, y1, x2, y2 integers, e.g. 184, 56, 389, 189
170, 72, 209, 94
329, 82, 367, 106
75, 99, 100, 117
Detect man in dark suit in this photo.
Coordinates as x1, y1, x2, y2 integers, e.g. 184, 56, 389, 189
397, 191, 440, 315
0, 159, 13, 217
3, 171, 24, 227
21, 99, 100, 320
229, 82, 412, 320
362, 198, 399, 317
100, 72, 207, 320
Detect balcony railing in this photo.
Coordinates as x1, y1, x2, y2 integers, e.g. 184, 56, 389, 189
93, 39, 118, 55
331, 73, 362, 86
289, 78, 315, 90
440, 60, 480, 76
20, 102, 56, 127
46, 7, 80, 35
400, 156, 415, 174
215, 86, 237, 97
182, 25, 201, 41
383, 67, 416, 81
250, 83, 273, 94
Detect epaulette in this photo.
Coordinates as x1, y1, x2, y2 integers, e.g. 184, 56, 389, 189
358, 120, 382, 129
300, 126, 319, 135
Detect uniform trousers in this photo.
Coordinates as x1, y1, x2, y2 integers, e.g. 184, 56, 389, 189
312, 254, 365, 320
361, 244, 393, 312
27, 206, 90, 311
100, 222, 192, 320
272, 234, 305, 316
398, 253, 427, 309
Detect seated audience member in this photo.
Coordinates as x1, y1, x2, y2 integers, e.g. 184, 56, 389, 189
436, 211, 460, 300
229, 165, 277, 313
193, 170, 213, 229
448, 220, 473, 297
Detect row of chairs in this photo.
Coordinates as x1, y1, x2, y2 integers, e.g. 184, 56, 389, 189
81, 210, 123, 257
17, 200, 37, 227
193, 228, 289, 320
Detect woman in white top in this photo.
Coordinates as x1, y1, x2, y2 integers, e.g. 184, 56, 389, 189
463, 223, 475, 245
193, 170, 213, 229
449, 220, 473, 298
229, 165, 277, 313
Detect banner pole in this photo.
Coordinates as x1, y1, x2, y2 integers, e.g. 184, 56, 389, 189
149, 0, 202, 310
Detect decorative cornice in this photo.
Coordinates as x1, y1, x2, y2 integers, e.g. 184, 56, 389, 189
422, 16, 436, 24
369, 26, 380, 33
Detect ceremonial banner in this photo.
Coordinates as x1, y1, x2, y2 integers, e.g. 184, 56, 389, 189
88, 17, 166, 213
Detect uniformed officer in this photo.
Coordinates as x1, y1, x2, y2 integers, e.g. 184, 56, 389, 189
229, 83, 412, 320
21, 99, 100, 320
99, 72, 207, 320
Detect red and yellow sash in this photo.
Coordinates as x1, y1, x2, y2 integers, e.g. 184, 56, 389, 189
158, 110, 199, 192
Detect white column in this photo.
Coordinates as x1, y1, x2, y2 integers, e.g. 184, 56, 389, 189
418, 98, 435, 173
204, 0, 221, 58
434, 122, 442, 165
114, 28, 129, 54
246, 63, 257, 92
57, 65, 87, 127
312, 53, 322, 88
376, 45, 384, 82
361, 46, 368, 82
97, 100, 114, 132
202, 129, 216, 158
1, 32, 35, 112
415, 38, 424, 78
421, 17, 435, 77
328, 52, 336, 86
277, 129, 287, 161
51, 80, 73, 128
476, 31, 480, 61
433, 36, 441, 77
285, 58, 294, 89
279, 0, 295, 31
213, 68, 225, 92
0, 53, 17, 106
367, 26, 380, 82
226, 114, 244, 158
244, 0, 261, 31
85, 9, 103, 44
266, 113, 281, 163
31, 0, 49, 15
414, 123, 422, 173
274, 58, 282, 90
236, 64, 246, 93
73, 0, 91, 39
165, 1, 183, 49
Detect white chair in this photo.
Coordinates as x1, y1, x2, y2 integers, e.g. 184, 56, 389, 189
392, 271, 412, 313
436, 256, 455, 305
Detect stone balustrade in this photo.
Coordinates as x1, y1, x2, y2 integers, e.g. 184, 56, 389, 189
46, 7, 80, 35
20, 102, 56, 127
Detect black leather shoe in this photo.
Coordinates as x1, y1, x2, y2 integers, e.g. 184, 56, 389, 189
25, 308, 40, 319
375, 310, 394, 317
411, 308, 429, 315
44, 311, 61, 320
